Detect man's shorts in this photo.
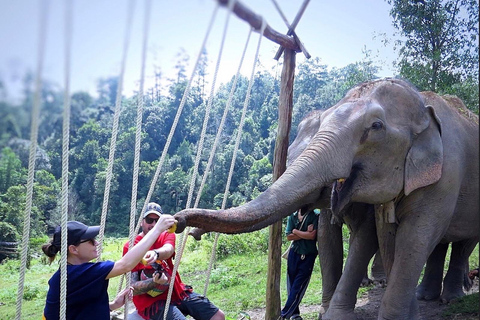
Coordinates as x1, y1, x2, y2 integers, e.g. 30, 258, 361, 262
177, 291, 219, 320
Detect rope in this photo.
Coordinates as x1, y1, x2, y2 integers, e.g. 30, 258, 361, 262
123, 0, 152, 318
58, 1, 74, 319
199, 27, 253, 295
14, 2, 48, 319
134, 3, 220, 235
97, 0, 136, 261
194, 28, 252, 210
204, 18, 267, 295
164, 1, 236, 318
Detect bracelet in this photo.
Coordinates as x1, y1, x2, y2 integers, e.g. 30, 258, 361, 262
154, 250, 159, 260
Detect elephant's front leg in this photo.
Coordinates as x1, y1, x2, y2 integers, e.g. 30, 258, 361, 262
323, 204, 378, 320
378, 204, 450, 320
317, 209, 343, 313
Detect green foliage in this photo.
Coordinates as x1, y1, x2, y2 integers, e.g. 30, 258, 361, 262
215, 229, 270, 259
386, 0, 479, 111
22, 285, 41, 301
0, 147, 26, 193
0, 221, 19, 242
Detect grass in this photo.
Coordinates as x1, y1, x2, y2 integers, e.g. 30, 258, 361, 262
442, 292, 479, 318
0, 229, 478, 320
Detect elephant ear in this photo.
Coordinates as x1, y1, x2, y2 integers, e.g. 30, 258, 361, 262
404, 105, 443, 196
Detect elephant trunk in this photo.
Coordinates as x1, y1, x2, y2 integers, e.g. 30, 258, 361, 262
175, 134, 352, 234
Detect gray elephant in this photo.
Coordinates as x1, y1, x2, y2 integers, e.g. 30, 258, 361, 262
286, 109, 385, 313
175, 78, 479, 319
288, 106, 474, 319
189, 109, 384, 314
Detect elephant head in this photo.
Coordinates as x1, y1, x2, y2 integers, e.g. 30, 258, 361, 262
174, 78, 443, 234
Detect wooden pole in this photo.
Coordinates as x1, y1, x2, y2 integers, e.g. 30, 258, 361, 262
217, 0, 301, 52
265, 48, 296, 320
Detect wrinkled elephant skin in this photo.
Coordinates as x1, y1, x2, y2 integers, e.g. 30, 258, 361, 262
174, 79, 479, 320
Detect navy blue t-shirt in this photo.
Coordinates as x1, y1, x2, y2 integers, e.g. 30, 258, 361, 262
43, 260, 115, 320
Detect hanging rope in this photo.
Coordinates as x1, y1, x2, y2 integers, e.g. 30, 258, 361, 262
196, 27, 252, 294
163, 1, 237, 316
204, 18, 267, 295
194, 29, 252, 211
15, 2, 48, 319
57, 1, 74, 319
97, 0, 136, 260
133, 3, 220, 235
123, 0, 152, 318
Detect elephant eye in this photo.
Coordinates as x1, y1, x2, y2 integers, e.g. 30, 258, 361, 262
371, 121, 383, 130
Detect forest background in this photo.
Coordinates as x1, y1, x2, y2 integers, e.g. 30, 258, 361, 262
0, 0, 478, 252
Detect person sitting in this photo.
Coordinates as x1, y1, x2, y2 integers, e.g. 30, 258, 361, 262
123, 202, 225, 320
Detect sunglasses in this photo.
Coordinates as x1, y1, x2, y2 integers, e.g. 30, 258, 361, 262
79, 238, 96, 245
144, 216, 159, 224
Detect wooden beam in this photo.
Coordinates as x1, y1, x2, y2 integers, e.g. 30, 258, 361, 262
272, 0, 311, 60
217, 0, 302, 52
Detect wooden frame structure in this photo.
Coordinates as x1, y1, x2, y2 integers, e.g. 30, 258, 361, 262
216, 1, 311, 318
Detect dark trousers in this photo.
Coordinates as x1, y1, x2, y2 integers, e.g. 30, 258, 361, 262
281, 250, 316, 318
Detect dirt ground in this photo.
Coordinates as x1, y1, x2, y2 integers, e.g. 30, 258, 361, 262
243, 279, 479, 320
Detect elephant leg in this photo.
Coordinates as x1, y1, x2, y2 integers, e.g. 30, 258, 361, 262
323, 204, 378, 320
416, 242, 448, 301
360, 270, 372, 287
317, 209, 343, 313
377, 197, 455, 320
370, 251, 386, 285
357, 228, 373, 288
441, 239, 479, 303
375, 204, 397, 280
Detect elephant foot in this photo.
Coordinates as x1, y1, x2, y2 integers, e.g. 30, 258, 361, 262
360, 276, 372, 287
416, 282, 441, 301
371, 274, 386, 284
378, 295, 419, 320
440, 287, 465, 303
322, 308, 358, 320
373, 278, 387, 288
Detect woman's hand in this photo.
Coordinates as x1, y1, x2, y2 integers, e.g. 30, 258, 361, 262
143, 250, 158, 265
109, 287, 133, 311
155, 215, 176, 233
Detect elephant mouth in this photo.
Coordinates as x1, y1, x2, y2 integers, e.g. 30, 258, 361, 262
331, 163, 362, 214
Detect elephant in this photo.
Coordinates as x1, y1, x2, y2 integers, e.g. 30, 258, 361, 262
287, 106, 475, 319
189, 109, 385, 313
286, 108, 386, 313
174, 78, 479, 319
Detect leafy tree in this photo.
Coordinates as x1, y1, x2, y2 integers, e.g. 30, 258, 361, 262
387, 0, 478, 109
294, 57, 329, 100
0, 147, 26, 194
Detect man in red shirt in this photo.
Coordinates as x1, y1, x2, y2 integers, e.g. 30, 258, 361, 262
123, 202, 225, 320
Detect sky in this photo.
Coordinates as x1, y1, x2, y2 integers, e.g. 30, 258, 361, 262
0, 0, 399, 102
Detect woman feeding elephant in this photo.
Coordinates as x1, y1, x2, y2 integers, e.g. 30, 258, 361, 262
174, 78, 479, 320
